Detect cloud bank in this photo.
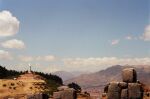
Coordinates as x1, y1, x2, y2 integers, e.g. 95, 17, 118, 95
19, 56, 34, 62
19, 55, 57, 62
63, 57, 150, 67
0, 50, 13, 60
44, 55, 57, 61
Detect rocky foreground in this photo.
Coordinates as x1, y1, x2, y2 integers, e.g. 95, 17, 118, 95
102, 68, 150, 99
0, 66, 150, 99
65, 65, 150, 92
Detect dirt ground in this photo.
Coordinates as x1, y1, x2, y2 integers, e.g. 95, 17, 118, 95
0, 73, 47, 98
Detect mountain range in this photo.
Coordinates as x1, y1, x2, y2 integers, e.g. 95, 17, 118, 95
52, 71, 88, 81
64, 65, 150, 92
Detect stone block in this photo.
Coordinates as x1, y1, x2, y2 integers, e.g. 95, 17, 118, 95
119, 82, 128, 89
121, 89, 128, 99
107, 82, 121, 99
128, 83, 143, 99
122, 68, 137, 83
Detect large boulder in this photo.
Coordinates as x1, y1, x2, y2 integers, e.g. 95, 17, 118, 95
107, 82, 121, 99
128, 83, 143, 99
122, 68, 137, 83
53, 88, 77, 99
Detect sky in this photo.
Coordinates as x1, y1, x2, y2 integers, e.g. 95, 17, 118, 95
0, 0, 150, 72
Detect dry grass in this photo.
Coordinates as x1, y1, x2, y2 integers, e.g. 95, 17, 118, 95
0, 75, 47, 98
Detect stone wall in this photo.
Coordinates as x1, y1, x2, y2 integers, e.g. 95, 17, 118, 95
53, 86, 77, 99
102, 68, 144, 99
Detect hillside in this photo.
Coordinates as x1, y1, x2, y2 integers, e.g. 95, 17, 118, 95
64, 65, 150, 92
0, 65, 63, 95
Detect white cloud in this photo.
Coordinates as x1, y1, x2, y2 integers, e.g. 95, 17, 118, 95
31, 63, 60, 73
36, 55, 57, 61
142, 25, 150, 41
0, 50, 13, 60
63, 57, 150, 68
111, 39, 119, 45
19, 56, 34, 62
1, 39, 25, 49
36, 56, 42, 61
18, 55, 57, 62
44, 55, 57, 61
0, 10, 20, 37
125, 36, 132, 40
43, 66, 61, 73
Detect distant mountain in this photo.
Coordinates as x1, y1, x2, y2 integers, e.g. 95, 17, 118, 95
52, 71, 75, 81
52, 71, 87, 81
64, 65, 150, 92
71, 71, 89, 77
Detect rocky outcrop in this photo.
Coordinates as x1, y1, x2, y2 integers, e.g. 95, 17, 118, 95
102, 68, 144, 99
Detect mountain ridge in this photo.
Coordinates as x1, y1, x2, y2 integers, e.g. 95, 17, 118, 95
64, 65, 150, 91
52, 70, 88, 81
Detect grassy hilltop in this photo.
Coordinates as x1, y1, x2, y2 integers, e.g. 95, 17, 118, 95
0, 65, 63, 96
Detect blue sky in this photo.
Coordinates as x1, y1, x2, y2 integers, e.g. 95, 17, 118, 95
0, 0, 150, 72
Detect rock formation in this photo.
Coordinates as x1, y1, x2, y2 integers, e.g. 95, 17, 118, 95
102, 68, 144, 99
